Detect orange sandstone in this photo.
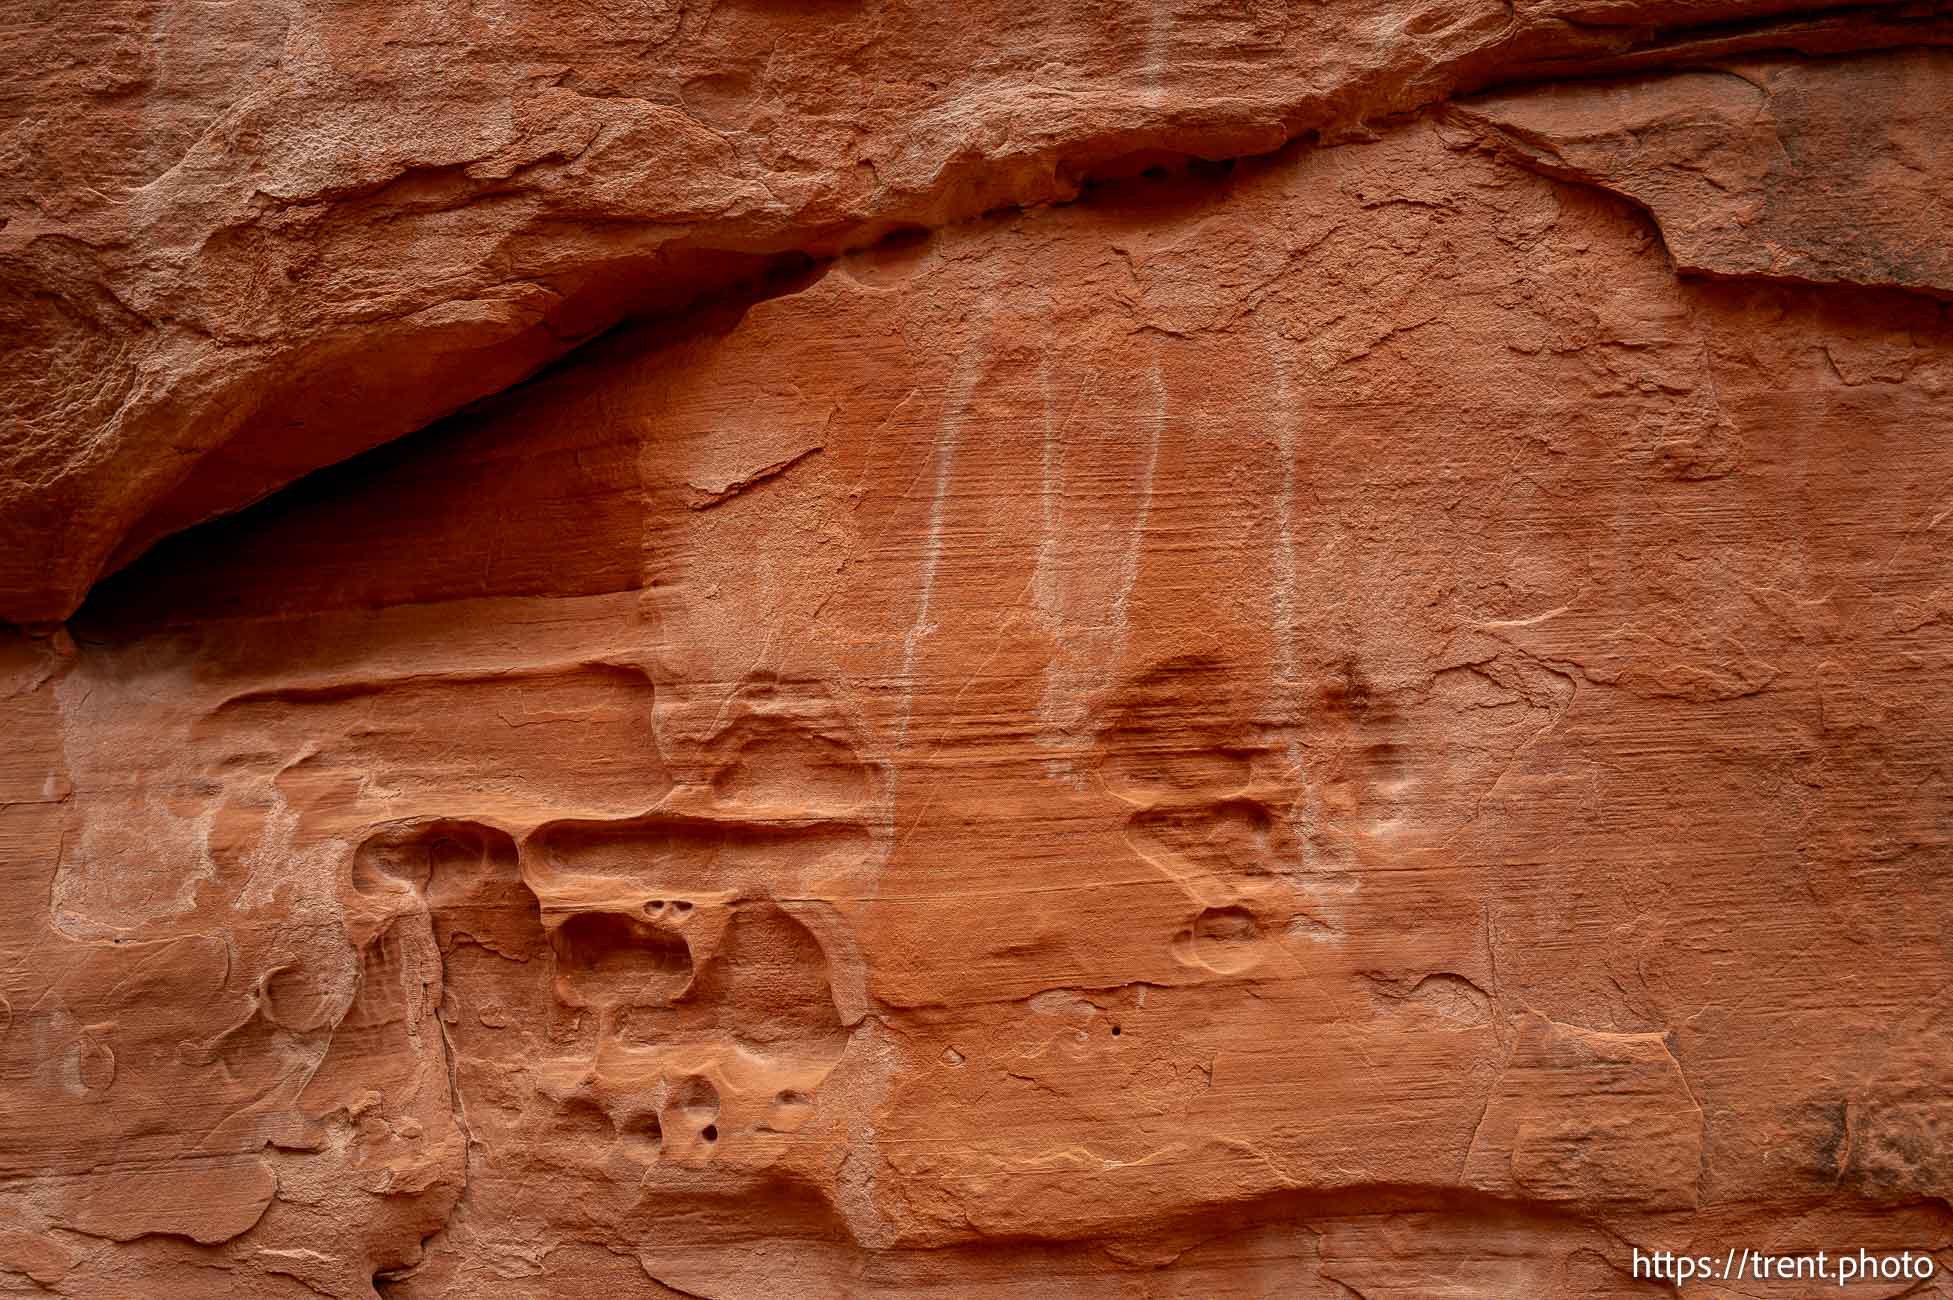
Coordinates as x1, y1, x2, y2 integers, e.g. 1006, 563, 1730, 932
2, 8, 1953, 1298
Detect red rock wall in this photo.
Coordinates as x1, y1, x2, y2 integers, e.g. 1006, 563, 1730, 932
4, 7, 1953, 1298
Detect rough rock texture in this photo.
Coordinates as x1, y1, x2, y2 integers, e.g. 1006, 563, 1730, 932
1454, 48, 1953, 295
5, 5, 1953, 1299
7, 0, 1953, 623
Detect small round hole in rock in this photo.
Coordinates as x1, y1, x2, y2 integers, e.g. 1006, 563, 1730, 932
1111, 1025, 1122, 1037
702, 1124, 718, 1142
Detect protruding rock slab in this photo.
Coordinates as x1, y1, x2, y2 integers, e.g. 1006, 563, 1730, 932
1453, 49, 1953, 296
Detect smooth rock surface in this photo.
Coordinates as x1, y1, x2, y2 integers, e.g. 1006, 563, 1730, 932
4, 11, 1953, 1300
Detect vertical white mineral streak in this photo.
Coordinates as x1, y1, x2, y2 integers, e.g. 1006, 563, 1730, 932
1109, 337, 1165, 670
1032, 303, 1063, 622
898, 319, 986, 745
1262, 314, 1300, 700
1032, 300, 1075, 750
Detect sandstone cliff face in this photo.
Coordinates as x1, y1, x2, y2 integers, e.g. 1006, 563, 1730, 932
6, 0, 1953, 624
4, 5, 1953, 1298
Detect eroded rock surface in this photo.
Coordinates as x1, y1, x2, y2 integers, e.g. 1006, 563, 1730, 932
3, 9, 1953, 1299
6, 0, 1953, 621
1454, 48, 1953, 296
